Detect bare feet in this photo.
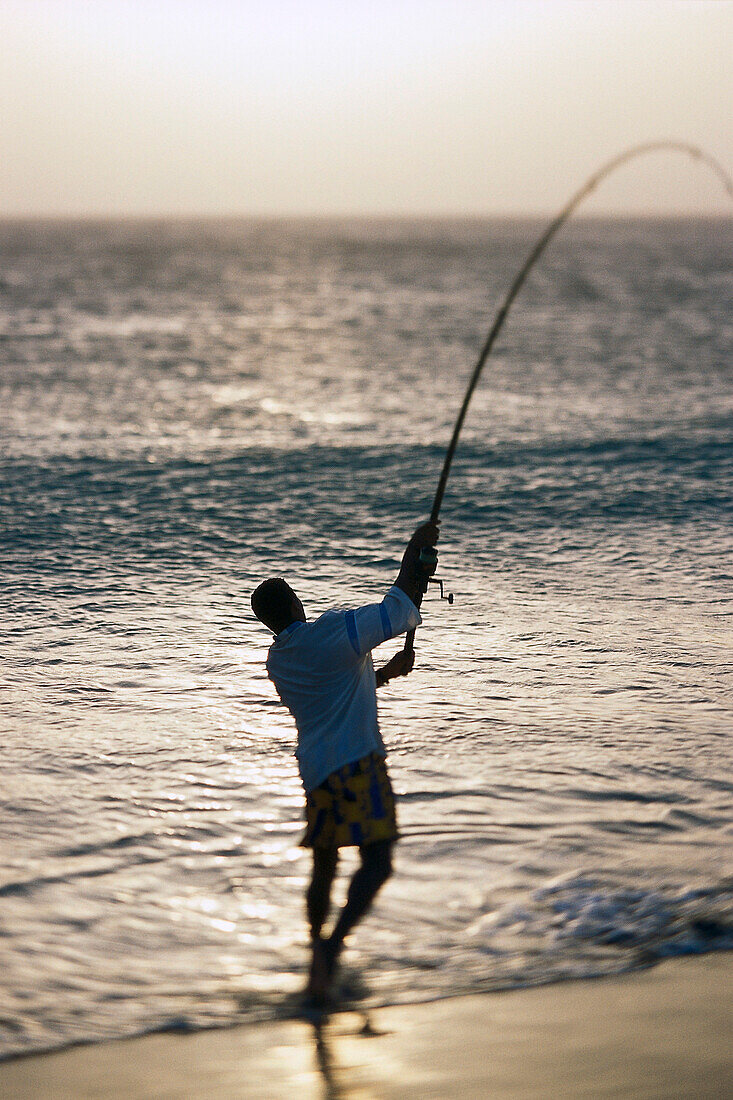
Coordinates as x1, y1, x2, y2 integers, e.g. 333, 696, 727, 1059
306, 938, 330, 1003
306, 937, 339, 1005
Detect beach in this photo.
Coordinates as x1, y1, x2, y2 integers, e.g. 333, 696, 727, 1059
2, 955, 730, 1099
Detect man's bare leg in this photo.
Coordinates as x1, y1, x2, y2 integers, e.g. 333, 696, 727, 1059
312, 840, 393, 998
307, 847, 339, 942
306, 847, 339, 1000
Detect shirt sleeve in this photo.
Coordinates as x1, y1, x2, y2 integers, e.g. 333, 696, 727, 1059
342, 585, 422, 658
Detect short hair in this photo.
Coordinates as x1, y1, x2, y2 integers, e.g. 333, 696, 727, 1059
251, 578, 296, 634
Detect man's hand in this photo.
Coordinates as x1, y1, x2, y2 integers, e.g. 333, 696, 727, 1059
376, 648, 415, 688
394, 519, 440, 606
408, 521, 440, 549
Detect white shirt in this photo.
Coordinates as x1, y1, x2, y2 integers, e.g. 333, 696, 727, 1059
266, 585, 421, 791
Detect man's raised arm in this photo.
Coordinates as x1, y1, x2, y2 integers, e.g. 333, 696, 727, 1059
374, 521, 440, 688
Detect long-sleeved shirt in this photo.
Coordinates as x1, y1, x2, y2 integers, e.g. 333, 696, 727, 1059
266, 585, 421, 791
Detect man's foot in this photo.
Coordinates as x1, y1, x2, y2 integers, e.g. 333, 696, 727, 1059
305, 937, 339, 1005
305, 937, 330, 1004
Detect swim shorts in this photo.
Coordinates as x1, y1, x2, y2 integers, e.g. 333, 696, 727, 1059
302, 752, 398, 849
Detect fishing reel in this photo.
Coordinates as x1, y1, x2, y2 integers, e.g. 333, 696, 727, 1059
418, 547, 454, 605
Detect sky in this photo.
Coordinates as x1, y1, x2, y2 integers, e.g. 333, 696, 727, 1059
1, 0, 731, 216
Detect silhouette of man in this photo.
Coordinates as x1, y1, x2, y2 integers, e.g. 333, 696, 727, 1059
251, 521, 439, 1002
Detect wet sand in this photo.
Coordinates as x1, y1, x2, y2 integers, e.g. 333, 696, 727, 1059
1, 955, 731, 1099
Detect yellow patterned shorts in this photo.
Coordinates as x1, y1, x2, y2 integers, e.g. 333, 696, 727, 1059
302, 752, 399, 849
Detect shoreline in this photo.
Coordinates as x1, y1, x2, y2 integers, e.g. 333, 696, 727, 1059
1, 954, 731, 1099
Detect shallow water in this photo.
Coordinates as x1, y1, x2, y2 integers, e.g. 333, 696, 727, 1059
1, 217, 732, 1057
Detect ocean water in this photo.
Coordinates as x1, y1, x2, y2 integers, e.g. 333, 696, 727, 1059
1, 216, 731, 1059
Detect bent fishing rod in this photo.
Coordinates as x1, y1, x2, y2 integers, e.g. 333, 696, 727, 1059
403, 140, 733, 658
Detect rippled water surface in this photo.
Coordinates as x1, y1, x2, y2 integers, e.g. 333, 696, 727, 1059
1, 217, 732, 1058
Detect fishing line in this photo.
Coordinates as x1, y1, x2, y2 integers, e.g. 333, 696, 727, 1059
404, 141, 733, 657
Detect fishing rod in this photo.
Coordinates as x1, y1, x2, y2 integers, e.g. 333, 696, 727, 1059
404, 140, 733, 657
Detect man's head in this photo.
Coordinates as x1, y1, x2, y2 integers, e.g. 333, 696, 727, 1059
251, 578, 305, 635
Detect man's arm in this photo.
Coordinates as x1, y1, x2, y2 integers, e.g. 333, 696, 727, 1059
340, 522, 439, 665
374, 520, 440, 686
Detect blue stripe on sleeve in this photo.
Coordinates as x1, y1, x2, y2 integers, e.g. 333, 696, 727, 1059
345, 609, 360, 655
379, 601, 392, 641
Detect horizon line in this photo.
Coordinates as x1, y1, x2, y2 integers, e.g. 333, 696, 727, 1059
1, 208, 732, 222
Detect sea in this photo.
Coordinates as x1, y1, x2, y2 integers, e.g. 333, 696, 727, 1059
1, 216, 731, 1060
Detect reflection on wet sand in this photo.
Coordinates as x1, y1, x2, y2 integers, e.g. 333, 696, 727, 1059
311, 1012, 388, 1100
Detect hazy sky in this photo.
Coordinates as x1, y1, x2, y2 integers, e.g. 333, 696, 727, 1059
1, 0, 731, 216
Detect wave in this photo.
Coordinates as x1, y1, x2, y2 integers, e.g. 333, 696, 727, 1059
1, 427, 731, 568
1, 872, 730, 1063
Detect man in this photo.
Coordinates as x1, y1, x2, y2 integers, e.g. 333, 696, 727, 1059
251, 520, 439, 1003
